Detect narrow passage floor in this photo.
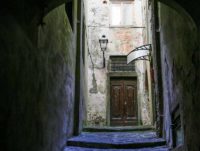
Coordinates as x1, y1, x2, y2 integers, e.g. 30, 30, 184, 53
64, 127, 169, 151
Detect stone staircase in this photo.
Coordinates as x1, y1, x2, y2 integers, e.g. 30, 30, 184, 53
64, 126, 169, 151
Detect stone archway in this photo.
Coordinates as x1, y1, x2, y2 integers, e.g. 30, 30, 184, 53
0, 1, 86, 151
152, 0, 200, 150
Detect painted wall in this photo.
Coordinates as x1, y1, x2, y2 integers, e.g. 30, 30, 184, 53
86, 0, 152, 126
158, 2, 200, 150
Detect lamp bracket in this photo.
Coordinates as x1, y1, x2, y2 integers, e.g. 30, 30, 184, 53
127, 44, 152, 64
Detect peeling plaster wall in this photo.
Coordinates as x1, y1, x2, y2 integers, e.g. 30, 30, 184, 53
141, 0, 154, 125
86, 0, 152, 126
158, 2, 200, 150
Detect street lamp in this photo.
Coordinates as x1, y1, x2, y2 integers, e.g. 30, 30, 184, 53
99, 35, 108, 68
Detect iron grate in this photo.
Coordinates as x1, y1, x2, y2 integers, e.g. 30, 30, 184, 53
110, 56, 135, 72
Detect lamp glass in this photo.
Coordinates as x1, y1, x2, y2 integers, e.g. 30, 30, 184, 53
99, 39, 108, 51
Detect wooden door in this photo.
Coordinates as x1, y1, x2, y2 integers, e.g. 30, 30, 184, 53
110, 78, 137, 126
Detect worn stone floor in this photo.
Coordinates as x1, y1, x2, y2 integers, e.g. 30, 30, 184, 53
64, 131, 169, 151
64, 147, 169, 151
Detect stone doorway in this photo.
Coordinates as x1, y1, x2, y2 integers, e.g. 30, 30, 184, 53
110, 77, 138, 126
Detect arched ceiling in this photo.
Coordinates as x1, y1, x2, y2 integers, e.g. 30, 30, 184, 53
1, 0, 199, 27
159, 0, 200, 26
0, 0, 72, 25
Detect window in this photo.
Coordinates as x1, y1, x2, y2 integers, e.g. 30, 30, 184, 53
110, 1, 134, 26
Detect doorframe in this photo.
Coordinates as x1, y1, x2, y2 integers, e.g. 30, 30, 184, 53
151, 0, 164, 137
106, 71, 141, 126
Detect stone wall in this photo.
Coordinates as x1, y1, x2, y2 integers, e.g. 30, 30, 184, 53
158, 2, 200, 150
38, 4, 76, 148
0, 1, 86, 151
86, 0, 152, 126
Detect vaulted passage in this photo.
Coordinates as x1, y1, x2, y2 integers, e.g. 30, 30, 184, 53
0, 0, 200, 151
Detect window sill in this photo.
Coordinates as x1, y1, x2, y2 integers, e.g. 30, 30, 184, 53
109, 25, 145, 28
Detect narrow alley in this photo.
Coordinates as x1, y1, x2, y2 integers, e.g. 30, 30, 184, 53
0, 0, 200, 151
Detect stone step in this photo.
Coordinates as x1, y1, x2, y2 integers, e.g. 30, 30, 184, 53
66, 131, 166, 149
64, 146, 169, 151
83, 126, 155, 132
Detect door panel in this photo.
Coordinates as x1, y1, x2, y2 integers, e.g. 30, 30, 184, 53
110, 78, 137, 126
111, 85, 122, 119
110, 81, 124, 123
124, 81, 137, 121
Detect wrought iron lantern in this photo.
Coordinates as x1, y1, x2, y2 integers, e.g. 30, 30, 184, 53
99, 35, 108, 68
